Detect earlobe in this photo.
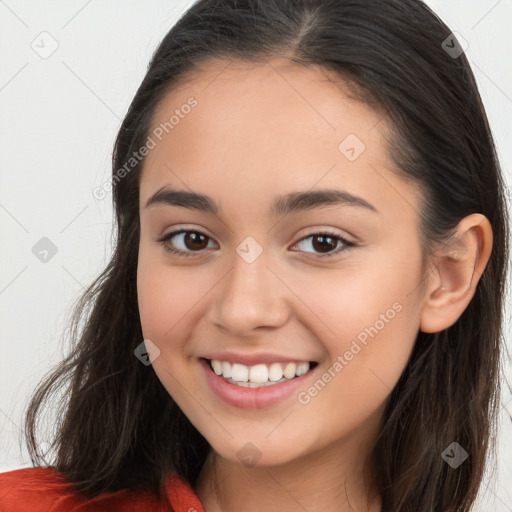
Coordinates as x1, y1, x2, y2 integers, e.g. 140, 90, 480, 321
419, 214, 493, 334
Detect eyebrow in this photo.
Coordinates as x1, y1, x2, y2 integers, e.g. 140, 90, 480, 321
145, 187, 378, 215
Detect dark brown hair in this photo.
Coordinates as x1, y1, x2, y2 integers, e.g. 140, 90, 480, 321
25, 1, 509, 510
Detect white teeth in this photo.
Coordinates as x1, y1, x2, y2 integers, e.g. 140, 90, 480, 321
208, 359, 312, 385
231, 363, 249, 382
296, 362, 309, 376
211, 360, 223, 375
229, 378, 290, 388
283, 362, 296, 379
249, 364, 268, 383
222, 361, 232, 379
268, 362, 283, 381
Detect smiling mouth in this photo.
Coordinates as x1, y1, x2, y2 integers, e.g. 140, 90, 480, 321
202, 357, 318, 388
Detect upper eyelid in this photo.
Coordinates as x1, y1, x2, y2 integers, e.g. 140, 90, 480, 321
159, 228, 353, 251
159, 228, 218, 245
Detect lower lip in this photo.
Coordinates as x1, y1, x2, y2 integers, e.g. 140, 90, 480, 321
200, 358, 317, 409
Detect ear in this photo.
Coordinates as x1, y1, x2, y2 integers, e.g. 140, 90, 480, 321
420, 213, 493, 334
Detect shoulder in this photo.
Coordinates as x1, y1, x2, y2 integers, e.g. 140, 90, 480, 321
0, 466, 169, 511
0, 467, 82, 510
166, 473, 206, 512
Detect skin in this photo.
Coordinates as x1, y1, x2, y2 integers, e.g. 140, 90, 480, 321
136, 57, 493, 512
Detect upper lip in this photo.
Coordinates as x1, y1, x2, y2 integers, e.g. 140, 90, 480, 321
201, 351, 315, 366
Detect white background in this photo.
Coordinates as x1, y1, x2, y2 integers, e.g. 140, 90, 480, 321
0, 0, 511, 510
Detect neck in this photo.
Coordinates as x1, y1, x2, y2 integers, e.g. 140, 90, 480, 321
194, 434, 382, 512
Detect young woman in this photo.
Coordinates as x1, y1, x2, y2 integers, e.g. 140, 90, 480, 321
0, 0, 508, 511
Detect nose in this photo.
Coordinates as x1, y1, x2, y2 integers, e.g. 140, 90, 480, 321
209, 248, 291, 337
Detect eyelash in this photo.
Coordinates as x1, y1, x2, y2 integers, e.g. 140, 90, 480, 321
156, 229, 355, 259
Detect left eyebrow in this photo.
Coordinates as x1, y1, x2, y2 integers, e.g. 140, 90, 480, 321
271, 189, 378, 215
144, 187, 378, 215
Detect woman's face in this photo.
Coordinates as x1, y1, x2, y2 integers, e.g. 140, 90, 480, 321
137, 57, 427, 468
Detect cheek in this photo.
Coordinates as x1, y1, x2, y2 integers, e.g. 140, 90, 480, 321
291, 257, 418, 346
136, 257, 214, 434
136, 260, 198, 396
137, 244, 207, 342
295, 252, 421, 401
295, 299, 417, 437
137, 267, 174, 341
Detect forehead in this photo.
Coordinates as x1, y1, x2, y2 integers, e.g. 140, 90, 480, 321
139, 57, 420, 223
147, 56, 383, 155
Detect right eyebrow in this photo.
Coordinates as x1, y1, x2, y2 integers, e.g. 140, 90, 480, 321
145, 188, 221, 214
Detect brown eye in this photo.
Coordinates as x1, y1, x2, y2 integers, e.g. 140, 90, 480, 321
311, 234, 338, 254
157, 230, 216, 257
292, 231, 355, 259
183, 232, 209, 250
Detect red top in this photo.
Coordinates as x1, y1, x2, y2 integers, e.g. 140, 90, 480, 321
0, 467, 206, 511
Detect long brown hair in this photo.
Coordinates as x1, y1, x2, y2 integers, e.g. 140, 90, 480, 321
25, 1, 509, 510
